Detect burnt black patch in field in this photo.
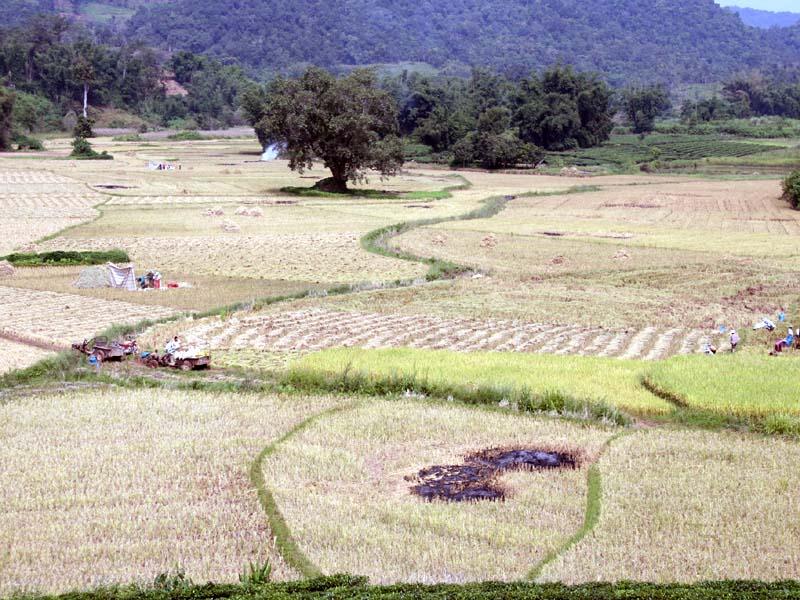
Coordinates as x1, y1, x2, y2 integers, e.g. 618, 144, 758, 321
409, 446, 579, 503
95, 185, 137, 190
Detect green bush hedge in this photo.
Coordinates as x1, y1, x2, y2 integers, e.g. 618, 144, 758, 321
7, 577, 800, 600
2, 250, 130, 267
783, 170, 800, 209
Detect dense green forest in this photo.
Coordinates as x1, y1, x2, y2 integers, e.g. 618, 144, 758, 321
0, 16, 249, 131
3, 1, 800, 87
124, 0, 800, 85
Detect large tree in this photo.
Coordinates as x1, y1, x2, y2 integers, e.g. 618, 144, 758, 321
622, 85, 671, 134
252, 67, 403, 192
0, 87, 15, 150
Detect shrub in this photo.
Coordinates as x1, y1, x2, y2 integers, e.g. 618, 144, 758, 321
782, 170, 800, 209
168, 130, 206, 141
73, 115, 94, 139
13, 134, 43, 151
4, 578, 800, 600
70, 136, 113, 160
2, 249, 129, 267
112, 133, 143, 142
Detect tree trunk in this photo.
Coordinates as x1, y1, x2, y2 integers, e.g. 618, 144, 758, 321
82, 83, 89, 119
325, 164, 349, 192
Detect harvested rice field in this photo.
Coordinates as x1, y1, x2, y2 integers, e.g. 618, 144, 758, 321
0, 169, 102, 255
538, 429, 800, 583
0, 338, 53, 375
262, 400, 615, 583
1, 133, 799, 594
0, 388, 346, 594
148, 307, 710, 361
0, 285, 176, 347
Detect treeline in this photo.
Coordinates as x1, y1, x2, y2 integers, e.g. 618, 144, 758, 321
682, 70, 800, 123
0, 16, 249, 134
242, 66, 615, 170
391, 67, 613, 167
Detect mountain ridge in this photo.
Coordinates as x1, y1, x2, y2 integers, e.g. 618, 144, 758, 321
724, 5, 800, 29
3, 0, 800, 85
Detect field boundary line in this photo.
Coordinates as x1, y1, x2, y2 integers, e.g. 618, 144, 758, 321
527, 430, 630, 582
34, 180, 114, 245
0, 330, 64, 352
360, 184, 602, 280
640, 375, 689, 409
249, 400, 362, 579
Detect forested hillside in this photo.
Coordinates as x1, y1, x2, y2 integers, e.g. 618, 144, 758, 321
125, 0, 800, 84
4, 0, 800, 84
724, 6, 800, 29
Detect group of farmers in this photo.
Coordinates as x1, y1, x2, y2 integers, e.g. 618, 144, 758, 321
704, 310, 796, 356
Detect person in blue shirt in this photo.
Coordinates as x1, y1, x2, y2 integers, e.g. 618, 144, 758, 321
772, 327, 794, 355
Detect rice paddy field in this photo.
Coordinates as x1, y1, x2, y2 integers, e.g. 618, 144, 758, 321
1, 132, 799, 595
0, 338, 53, 375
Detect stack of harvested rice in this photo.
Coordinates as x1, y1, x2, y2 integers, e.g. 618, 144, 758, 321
480, 234, 498, 249
73, 266, 110, 288
234, 206, 264, 217
0, 260, 15, 278
220, 220, 241, 233
203, 207, 224, 216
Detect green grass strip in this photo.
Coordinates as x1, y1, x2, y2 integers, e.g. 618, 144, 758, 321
281, 174, 471, 200
528, 431, 629, 581
283, 366, 631, 427
361, 185, 599, 281
249, 402, 361, 578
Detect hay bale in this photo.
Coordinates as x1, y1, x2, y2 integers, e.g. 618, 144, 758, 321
203, 206, 224, 216
73, 265, 111, 288
0, 260, 15, 278
221, 219, 241, 233
480, 234, 498, 249
235, 206, 264, 217
613, 248, 631, 260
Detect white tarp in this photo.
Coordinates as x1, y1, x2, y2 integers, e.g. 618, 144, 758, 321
107, 262, 136, 291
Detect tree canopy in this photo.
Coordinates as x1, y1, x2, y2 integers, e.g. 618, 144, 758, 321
622, 86, 671, 134
125, 0, 800, 85
253, 68, 404, 192
0, 87, 14, 151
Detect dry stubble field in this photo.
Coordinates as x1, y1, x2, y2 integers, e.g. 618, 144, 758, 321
0, 388, 346, 594
1, 136, 799, 592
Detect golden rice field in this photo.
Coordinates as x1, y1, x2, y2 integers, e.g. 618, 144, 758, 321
1, 135, 799, 593
263, 400, 614, 583
0, 338, 53, 375
0, 388, 346, 594
0, 169, 102, 255
0, 285, 176, 347
538, 428, 800, 583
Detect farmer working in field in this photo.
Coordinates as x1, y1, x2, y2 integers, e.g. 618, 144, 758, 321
729, 329, 740, 353
165, 336, 181, 355
771, 327, 794, 355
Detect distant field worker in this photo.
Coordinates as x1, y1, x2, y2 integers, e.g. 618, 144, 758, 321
772, 327, 794, 355
729, 329, 740, 353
